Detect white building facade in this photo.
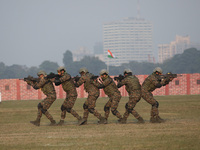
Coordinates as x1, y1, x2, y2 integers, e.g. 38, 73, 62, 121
158, 35, 191, 63
103, 17, 153, 66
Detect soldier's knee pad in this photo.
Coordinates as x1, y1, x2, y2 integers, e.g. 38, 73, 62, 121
88, 108, 95, 113
111, 109, 118, 115
37, 103, 43, 109
83, 103, 88, 109
61, 105, 66, 111
66, 107, 72, 113
152, 101, 159, 108
104, 106, 110, 112
41, 108, 47, 114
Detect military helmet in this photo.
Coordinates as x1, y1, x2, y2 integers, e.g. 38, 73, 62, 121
57, 66, 66, 72
79, 67, 88, 73
37, 70, 47, 76
153, 67, 163, 74
124, 69, 132, 74
99, 69, 108, 75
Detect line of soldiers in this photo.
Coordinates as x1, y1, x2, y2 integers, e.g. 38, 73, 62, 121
23, 66, 175, 126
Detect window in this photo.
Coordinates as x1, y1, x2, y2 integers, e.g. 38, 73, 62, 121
175, 80, 179, 85
197, 80, 200, 85
5, 85, 9, 90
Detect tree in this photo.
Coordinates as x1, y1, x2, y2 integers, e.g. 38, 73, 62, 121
63, 50, 73, 68
39, 60, 59, 74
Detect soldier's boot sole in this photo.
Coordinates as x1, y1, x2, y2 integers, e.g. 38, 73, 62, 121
137, 117, 145, 124
49, 120, 56, 126
30, 120, 40, 126
57, 120, 64, 126
98, 117, 107, 124
79, 118, 87, 125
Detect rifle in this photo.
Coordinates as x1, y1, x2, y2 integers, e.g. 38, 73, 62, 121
73, 75, 81, 82
90, 75, 99, 80
159, 72, 181, 79
46, 72, 61, 79
114, 74, 125, 82
20, 75, 39, 83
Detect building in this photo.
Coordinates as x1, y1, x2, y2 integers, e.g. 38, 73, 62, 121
73, 47, 93, 61
103, 17, 153, 66
158, 35, 190, 63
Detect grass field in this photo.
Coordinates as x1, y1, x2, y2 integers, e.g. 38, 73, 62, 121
0, 95, 200, 150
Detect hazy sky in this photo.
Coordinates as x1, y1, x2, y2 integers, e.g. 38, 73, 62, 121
0, 0, 199, 67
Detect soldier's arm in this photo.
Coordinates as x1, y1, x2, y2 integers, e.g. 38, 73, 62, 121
151, 76, 162, 88
92, 80, 105, 89
117, 78, 126, 88
32, 78, 46, 89
75, 76, 85, 87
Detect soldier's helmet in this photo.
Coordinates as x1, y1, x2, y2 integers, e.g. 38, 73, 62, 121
124, 69, 132, 74
153, 67, 163, 74
99, 69, 109, 75
37, 70, 47, 76
79, 67, 88, 74
57, 66, 66, 72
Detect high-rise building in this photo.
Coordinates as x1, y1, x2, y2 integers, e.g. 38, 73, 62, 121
103, 17, 153, 66
158, 35, 190, 63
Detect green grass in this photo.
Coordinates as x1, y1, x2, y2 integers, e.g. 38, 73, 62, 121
0, 95, 200, 150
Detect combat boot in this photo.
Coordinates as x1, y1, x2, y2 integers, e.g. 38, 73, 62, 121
119, 117, 127, 124
156, 116, 165, 123
150, 116, 157, 123
137, 117, 145, 124
49, 120, 56, 126
57, 120, 64, 126
30, 119, 40, 126
78, 117, 83, 124
98, 117, 107, 124
79, 118, 87, 125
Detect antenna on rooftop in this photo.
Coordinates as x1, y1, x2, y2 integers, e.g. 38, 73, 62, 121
137, 0, 140, 19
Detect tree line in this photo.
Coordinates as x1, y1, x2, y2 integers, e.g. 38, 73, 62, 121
0, 48, 199, 79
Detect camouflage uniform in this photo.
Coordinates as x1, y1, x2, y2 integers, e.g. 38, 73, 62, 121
141, 72, 170, 122
76, 72, 105, 124
30, 77, 56, 126
117, 75, 144, 123
93, 75, 122, 121
58, 72, 81, 123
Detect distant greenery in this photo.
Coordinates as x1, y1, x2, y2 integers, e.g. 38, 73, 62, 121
0, 48, 199, 79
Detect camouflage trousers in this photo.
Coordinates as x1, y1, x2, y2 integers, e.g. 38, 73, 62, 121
141, 89, 159, 117
61, 92, 80, 120
123, 90, 142, 119
83, 94, 102, 120
104, 92, 122, 119
36, 94, 56, 122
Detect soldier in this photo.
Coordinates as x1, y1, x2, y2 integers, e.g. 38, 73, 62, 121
141, 67, 173, 123
92, 69, 123, 123
74, 67, 106, 125
116, 69, 144, 124
53, 67, 82, 126
27, 71, 57, 126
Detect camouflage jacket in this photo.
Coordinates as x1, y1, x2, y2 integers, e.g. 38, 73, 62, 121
59, 72, 77, 96
93, 75, 120, 97
32, 77, 56, 97
76, 72, 99, 96
141, 72, 170, 92
117, 75, 141, 94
